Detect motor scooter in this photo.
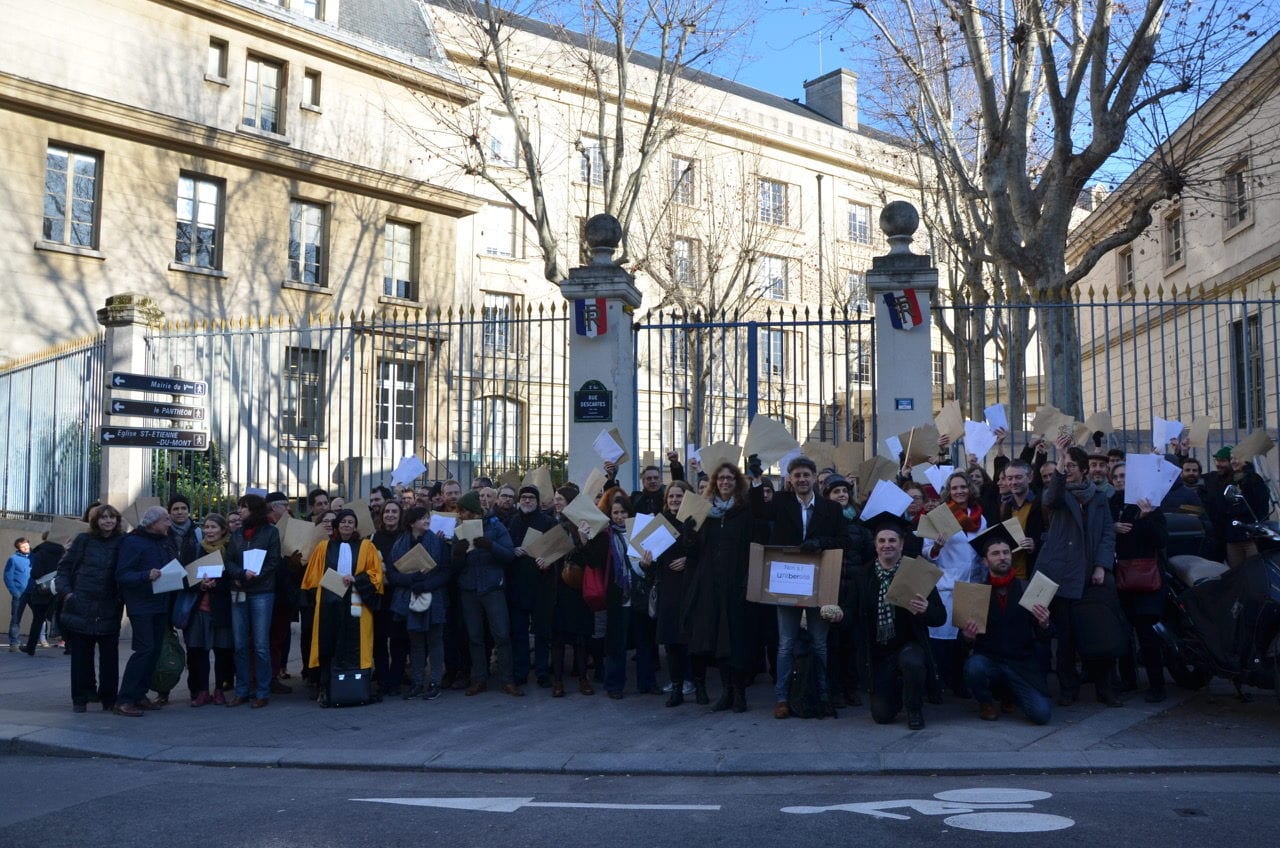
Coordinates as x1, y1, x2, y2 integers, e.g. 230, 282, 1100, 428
1155, 486, 1280, 700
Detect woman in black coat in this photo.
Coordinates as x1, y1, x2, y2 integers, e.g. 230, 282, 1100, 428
682, 462, 756, 713
56, 504, 126, 712
18, 537, 65, 656
1109, 463, 1170, 702
533, 487, 595, 698
653, 481, 701, 706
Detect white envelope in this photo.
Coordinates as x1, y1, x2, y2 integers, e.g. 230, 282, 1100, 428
861, 480, 914, 522
964, 420, 997, 463
984, 403, 1009, 432
242, 549, 267, 576
391, 455, 428, 487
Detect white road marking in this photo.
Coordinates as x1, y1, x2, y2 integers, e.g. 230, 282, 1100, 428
934, 788, 1053, 804
944, 812, 1076, 832
353, 797, 720, 813
782, 800, 1033, 819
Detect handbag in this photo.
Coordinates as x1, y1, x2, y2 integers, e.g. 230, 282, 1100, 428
1070, 576, 1130, 659
560, 562, 584, 590
328, 667, 375, 707
1115, 557, 1161, 593
582, 564, 607, 612
171, 590, 200, 630
149, 629, 187, 694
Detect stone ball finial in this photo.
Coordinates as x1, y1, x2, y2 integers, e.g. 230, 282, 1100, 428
585, 214, 622, 266
879, 201, 919, 256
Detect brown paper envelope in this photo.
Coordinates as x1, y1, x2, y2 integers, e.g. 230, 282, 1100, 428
801, 440, 836, 472
924, 503, 963, 539
641, 450, 656, 468
283, 518, 328, 561
606, 427, 631, 465
562, 495, 610, 536
522, 466, 555, 505
631, 513, 680, 551
123, 496, 162, 531
1019, 571, 1059, 611
1186, 417, 1214, 453
1032, 405, 1077, 442
394, 544, 437, 574
952, 581, 992, 633
745, 415, 801, 467
320, 568, 348, 597
520, 527, 544, 552
498, 469, 523, 489
346, 500, 376, 538
1233, 429, 1275, 463
831, 442, 865, 477
455, 519, 484, 545
578, 466, 608, 501
1083, 410, 1113, 437
898, 424, 940, 465
913, 510, 939, 540
910, 462, 933, 487
48, 516, 89, 547
698, 442, 742, 474
934, 402, 965, 443
855, 456, 899, 504
885, 557, 943, 608
1001, 517, 1028, 545
522, 525, 576, 562
184, 550, 225, 583
675, 490, 712, 530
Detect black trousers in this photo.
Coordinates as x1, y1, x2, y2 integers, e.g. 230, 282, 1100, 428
869, 642, 927, 724
119, 613, 167, 704
1049, 595, 1114, 694
68, 630, 118, 707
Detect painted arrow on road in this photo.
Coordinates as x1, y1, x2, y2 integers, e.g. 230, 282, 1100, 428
353, 798, 721, 813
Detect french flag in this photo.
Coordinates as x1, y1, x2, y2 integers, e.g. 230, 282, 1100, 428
882, 289, 923, 331
574, 298, 608, 337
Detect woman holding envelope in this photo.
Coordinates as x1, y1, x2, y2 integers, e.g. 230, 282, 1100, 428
1108, 463, 1169, 703
372, 500, 408, 697
302, 508, 384, 706
224, 494, 282, 709
57, 504, 126, 713
182, 514, 233, 707
535, 486, 595, 697
653, 481, 703, 707
386, 507, 453, 701
924, 472, 987, 699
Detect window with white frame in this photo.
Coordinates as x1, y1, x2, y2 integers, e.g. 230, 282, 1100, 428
243, 55, 285, 134
488, 114, 517, 166
299, 0, 323, 18
1225, 159, 1250, 230
1117, 247, 1134, 293
471, 396, 522, 464
481, 204, 517, 258
288, 200, 325, 286
662, 406, 689, 453
671, 156, 695, 205
283, 346, 326, 440
758, 255, 788, 300
759, 328, 785, 377
672, 236, 699, 288
43, 145, 101, 248
932, 351, 946, 388
850, 345, 871, 383
383, 220, 416, 299
1162, 206, 1183, 269
175, 174, 223, 269
758, 178, 788, 225
579, 138, 604, 186
669, 333, 690, 370
848, 202, 871, 243
375, 359, 417, 457
482, 292, 517, 353
847, 270, 869, 312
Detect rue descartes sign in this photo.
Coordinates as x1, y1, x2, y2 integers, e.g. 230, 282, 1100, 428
573, 380, 613, 423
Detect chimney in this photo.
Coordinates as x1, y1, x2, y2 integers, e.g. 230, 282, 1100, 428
803, 69, 859, 131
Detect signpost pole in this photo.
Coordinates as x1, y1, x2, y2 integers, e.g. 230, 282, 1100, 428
559, 215, 643, 490
96, 294, 165, 509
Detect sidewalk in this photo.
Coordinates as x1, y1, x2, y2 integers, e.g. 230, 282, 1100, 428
3, 634, 1280, 776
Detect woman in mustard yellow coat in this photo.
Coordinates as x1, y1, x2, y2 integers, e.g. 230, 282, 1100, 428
302, 509, 383, 705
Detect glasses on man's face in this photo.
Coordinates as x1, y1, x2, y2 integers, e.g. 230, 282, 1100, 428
716, 474, 736, 482
1062, 461, 1079, 470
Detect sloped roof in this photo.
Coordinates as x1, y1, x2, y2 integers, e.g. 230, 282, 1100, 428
338, 0, 442, 60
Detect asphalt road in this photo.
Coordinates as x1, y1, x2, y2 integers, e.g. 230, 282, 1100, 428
3, 755, 1276, 846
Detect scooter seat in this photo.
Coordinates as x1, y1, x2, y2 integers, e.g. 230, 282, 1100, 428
1169, 554, 1229, 587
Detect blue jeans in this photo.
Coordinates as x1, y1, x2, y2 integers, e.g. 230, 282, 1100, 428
232, 592, 275, 699
8, 593, 29, 644
775, 607, 830, 703
119, 612, 168, 703
963, 653, 1053, 725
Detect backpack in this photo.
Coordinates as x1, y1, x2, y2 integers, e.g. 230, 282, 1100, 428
149, 629, 187, 695
786, 627, 825, 719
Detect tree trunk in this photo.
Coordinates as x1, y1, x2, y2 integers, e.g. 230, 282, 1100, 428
1034, 300, 1083, 418
1004, 306, 1032, 435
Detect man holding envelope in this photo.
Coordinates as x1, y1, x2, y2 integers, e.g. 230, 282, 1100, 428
959, 525, 1053, 725
852, 515, 946, 731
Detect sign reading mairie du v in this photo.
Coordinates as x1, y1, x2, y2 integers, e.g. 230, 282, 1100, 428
109, 398, 207, 421
100, 427, 209, 451
574, 380, 613, 423
110, 370, 208, 396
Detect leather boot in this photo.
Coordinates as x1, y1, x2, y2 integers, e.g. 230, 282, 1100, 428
693, 676, 710, 705
731, 671, 748, 713
665, 682, 684, 708
711, 668, 734, 711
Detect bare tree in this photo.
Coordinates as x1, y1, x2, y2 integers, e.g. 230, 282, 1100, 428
843, 0, 1276, 416
411, 0, 743, 283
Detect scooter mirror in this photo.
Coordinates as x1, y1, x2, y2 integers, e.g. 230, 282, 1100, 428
1224, 484, 1243, 502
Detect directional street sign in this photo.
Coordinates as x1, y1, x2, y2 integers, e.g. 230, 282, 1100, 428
99, 426, 209, 451
109, 398, 207, 421
109, 371, 208, 397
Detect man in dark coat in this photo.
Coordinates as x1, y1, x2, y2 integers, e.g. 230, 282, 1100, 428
1039, 438, 1118, 706
960, 525, 1052, 725
749, 455, 847, 719
114, 506, 176, 716
853, 516, 946, 730
604, 452, 686, 516
506, 486, 556, 686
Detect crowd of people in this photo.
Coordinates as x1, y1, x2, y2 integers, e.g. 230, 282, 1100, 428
9, 433, 1273, 730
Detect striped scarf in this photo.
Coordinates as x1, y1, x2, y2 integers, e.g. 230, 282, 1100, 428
875, 564, 897, 644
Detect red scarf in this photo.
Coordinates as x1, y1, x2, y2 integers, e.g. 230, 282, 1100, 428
989, 569, 1016, 610
949, 500, 983, 534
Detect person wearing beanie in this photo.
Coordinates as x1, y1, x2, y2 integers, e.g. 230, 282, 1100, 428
454, 490, 521, 696
507, 484, 556, 687
822, 474, 874, 709
113, 506, 177, 716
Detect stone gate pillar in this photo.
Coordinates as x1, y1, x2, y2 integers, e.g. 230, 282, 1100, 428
559, 215, 643, 489
97, 293, 164, 509
866, 202, 940, 456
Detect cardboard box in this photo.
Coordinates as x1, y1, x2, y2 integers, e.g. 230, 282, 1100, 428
746, 543, 842, 607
